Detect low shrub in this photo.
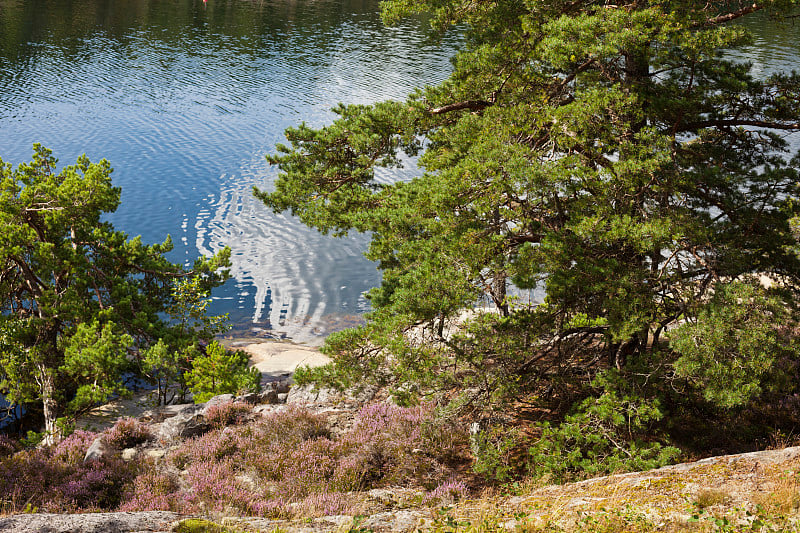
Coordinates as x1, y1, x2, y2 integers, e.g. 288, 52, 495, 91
0, 434, 20, 458
205, 401, 254, 429
424, 479, 469, 505
119, 470, 180, 512
470, 425, 523, 482
103, 417, 151, 449
528, 392, 681, 482
0, 430, 139, 512
121, 403, 469, 517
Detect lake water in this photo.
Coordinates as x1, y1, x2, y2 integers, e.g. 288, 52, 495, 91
0, 0, 462, 343
0, 1, 797, 344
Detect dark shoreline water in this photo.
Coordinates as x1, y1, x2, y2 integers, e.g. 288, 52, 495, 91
0, 0, 462, 343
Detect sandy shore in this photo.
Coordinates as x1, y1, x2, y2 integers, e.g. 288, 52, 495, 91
236, 340, 332, 381
76, 340, 331, 431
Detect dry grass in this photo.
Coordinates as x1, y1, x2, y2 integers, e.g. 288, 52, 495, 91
694, 488, 730, 509
428, 448, 800, 532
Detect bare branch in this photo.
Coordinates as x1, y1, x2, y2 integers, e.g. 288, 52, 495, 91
695, 3, 764, 27
680, 119, 800, 131
553, 57, 596, 95
429, 100, 493, 115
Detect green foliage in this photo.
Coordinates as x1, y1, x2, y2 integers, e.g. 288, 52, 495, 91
470, 425, 522, 482
173, 518, 244, 533
142, 339, 189, 405
21, 430, 44, 448
187, 341, 261, 403
61, 321, 133, 416
670, 281, 799, 409
0, 145, 231, 442
528, 391, 681, 482
259, 0, 800, 477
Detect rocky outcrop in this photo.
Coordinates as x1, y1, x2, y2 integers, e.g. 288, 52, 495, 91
155, 403, 210, 443
83, 379, 375, 463
285, 383, 379, 409
0, 511, 181, 533
221, 509, 430, 533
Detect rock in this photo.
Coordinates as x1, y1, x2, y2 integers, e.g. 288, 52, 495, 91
315, 408, 357, 436
277, 393, 289, 403
253, 404, 287, 416
203, 394, 235, 408
0, 511, 181, 532
286, 384, 378, 410
221, 517, 314, 532
366, 488, 425, 509
139, 402, 192, 424
273, 380, 291, 394
146, 449, 166, 461
121, 448, 137, 461
156, 404, 210, 443
83, 436, 110, 462
286, 385, 333, 406
259, 388, 279, 404
359, 510, 429, 532
315, 515, 353, 528
237, 392, 262, 404
243, 342, 332, 382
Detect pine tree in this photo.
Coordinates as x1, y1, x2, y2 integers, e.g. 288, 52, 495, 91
258, 0, 800, 460
0, 145, 230, 443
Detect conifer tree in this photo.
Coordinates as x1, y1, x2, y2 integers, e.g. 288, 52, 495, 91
0, 145, 231, 443
259, 0, 800, 459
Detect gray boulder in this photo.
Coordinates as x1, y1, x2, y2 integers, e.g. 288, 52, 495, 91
156, 404, 210, 443
286, 384, 378, 410
83, 436, 110, 462
203, 394, 235, 408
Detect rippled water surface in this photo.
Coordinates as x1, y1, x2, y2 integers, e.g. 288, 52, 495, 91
0, 0, 461, 343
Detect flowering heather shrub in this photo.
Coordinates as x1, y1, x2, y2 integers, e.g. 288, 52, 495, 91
205, 401, 254, 429
257, 405, 331, 443
340, 402, 468, 487
52, 430, 99, 463
424, 479, 469, 505
184, 458, 267, 514
121, 403, 469, 518
0, 430, 139, 512
294, 491, 360, 517
171, 427, 247, 469
103, 417, 151, 449
119, 470, 179, 512
0, 434, 20, 457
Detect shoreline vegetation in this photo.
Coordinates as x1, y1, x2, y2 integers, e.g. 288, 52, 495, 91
2, 0, 800, 529
3, 386, 800, 531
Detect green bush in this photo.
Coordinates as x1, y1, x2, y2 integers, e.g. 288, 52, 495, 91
670, 281, 799, 409
528, 391, 680, 482
187, 341, 261, 403
470, 425, 523, 482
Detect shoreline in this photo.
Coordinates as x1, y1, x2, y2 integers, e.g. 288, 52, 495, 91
76, 338, 331, 431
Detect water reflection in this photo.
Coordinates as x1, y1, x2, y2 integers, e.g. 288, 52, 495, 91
0, 0, 461, 343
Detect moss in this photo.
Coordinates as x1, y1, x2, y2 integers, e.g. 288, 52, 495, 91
172, 518, 243, 533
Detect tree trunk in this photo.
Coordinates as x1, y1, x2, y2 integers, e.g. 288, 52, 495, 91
490, 273, 509, 316
37, 365, 60, 446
